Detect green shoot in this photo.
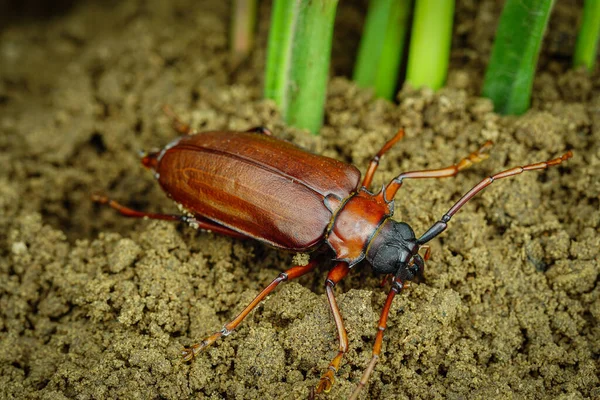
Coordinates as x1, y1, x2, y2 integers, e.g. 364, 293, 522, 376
353, 0, 412, 100
264, 0, 294, 109
405, 0, 455, 90
230, 0, 258, 70
574, 0, 600, 71
482, 0, 555, 115
264, 0, 339, 135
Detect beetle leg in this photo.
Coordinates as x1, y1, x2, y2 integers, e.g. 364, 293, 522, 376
348, 279, 404, 400
378, 273, 393, 288
419, 244, 431, 261
183, 260, 320, 361
361, 129, 405, 190
316, 262, 351, 394
244, 126, 273, 135
384, 141, 493, 201
162, 105, 196, 135
91, 194, 247, 239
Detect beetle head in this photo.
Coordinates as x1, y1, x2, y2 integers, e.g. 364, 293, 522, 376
366, 219, 423, 281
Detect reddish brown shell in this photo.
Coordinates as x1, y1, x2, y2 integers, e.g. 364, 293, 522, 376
152, 131, 361, 250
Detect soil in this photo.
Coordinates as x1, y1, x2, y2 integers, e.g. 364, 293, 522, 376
1, 0, 598, 399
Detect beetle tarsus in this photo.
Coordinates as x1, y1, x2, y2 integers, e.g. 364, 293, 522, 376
181, 343, 202, 362
317, 355, 344, 393
348, 279, 402, 398
90, 193, 109, 204
316, 263, 350, 394
348, 355, 379, 400
182, 261, 320, 364
182, 335, 219, 362
457, 140, 493, 171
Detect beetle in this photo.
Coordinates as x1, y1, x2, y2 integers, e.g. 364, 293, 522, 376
93, 107, 572, 397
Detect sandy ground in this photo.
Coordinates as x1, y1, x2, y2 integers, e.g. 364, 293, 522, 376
1, 0, 599, 399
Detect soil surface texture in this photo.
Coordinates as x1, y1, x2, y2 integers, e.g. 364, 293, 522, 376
1, 1, 598, 399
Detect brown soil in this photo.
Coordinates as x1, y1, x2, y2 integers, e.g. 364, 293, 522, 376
1, 1, 598, 399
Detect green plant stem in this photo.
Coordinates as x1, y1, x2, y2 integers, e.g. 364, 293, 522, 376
405, 0, 454, 90
264, 0, 339, 135
264, 1, 294, 109
353, 0, 412, 100
574, 0, 600, 70
230, 0, 258, 69
482, 0, 554, 115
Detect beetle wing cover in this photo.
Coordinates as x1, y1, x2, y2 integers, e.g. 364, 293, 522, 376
156, 131, 361, 250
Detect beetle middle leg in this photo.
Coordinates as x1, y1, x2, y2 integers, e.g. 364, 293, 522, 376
316, 262, 351, 394
182, 259, 320, 361
361, 129, 405, 190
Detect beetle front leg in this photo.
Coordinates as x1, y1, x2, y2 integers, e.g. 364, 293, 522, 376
349, 279, 404, 400
182, 260, 320, 361
316, 262, 351, 394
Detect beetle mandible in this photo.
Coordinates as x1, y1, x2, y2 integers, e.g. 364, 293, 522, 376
93, 106, 572, 397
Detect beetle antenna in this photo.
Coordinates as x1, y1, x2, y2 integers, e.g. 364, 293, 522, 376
416, 151, 572, 245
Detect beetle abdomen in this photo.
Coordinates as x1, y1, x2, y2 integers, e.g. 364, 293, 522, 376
154, 131, 361, 250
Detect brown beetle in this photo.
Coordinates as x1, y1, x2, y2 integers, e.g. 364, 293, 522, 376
94, 108, 572, 397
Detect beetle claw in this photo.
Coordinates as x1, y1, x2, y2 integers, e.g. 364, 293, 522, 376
182, 344, 200, 362
316, 370, 335, 394
182, 330, 225, 362
182, 341, 210, 362
182, 348, 194, 362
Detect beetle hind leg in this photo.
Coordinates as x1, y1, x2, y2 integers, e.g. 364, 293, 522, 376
183, 260, 320, 361
91, 194, 248, 239
244, 126, 273, 135
92, 194, 183, 221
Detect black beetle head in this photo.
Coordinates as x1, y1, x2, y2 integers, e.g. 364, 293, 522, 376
366, 219, 422, 281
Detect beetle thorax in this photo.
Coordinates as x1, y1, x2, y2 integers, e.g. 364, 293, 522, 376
325, 189, 393, 266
